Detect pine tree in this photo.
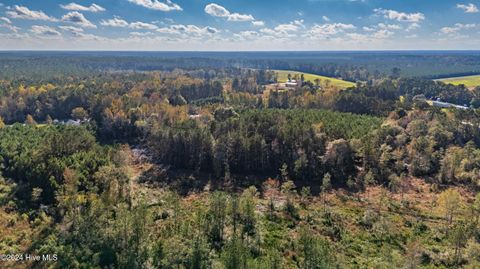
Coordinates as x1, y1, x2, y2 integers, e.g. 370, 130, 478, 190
208, 192, 227, 248
322, 173, 332, 212
222, 234, 248, 269
279, 163, 289, 182
300, 229, 335, 269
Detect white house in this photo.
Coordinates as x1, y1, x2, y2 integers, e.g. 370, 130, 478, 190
285, 80, 298, 87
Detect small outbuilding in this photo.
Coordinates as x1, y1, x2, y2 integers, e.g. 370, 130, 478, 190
285, 80, 298, 87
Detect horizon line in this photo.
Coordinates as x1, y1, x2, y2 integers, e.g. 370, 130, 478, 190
1, 49, 480, 53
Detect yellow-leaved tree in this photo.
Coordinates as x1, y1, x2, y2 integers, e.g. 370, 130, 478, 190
437, 189, 462, 231
25, 114, 36, 125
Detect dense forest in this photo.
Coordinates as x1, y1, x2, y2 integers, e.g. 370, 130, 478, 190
2, 51, 480, 81
1, 54, 480, 268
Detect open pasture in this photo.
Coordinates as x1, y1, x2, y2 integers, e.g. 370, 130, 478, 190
274, 70, 356, 89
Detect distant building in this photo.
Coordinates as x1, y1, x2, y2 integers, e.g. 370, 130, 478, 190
188, 114, 201, 119
431, 101, 469, 110
66, 119, 82, 126
413, 94, 470, 110
52, 118, 90, 126
285, 80, 298, 87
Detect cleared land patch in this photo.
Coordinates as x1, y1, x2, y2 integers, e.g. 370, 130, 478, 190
437, 74, 480, 88
274, 70, 356, 89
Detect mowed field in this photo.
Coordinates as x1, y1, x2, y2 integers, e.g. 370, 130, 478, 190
437, 75, 480, 88
275, 70, 356, 89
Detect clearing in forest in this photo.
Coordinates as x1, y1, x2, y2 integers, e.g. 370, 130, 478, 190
437, 74, 480, 88
274, 70, 356, 89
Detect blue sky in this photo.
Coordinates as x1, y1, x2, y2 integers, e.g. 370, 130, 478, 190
0, 0, 479, 50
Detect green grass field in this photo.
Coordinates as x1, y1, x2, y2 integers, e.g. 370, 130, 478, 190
437, 75, 480, 88
274, 70, 356, 89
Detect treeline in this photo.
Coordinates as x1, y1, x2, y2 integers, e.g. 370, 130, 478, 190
241, 51, 480, 79
3, 51, 480, 81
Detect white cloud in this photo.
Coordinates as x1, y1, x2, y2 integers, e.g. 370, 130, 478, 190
457, 3, 479, 13
75, 33, 103, 40
440, 27, 456, 34
252, 20, 265, 27
363, 26, 375, 32
405, 23, 420, 32
6, 5, 57, 22
100, 18, 129, 27
273, 20, 304, 33
157, 24, 219, 36
275, 24, 298, 32
345, 28, 396, 42
275, 23, 300, 32
101, 18, 158, 30
0, 33, 29, 40
130, 21, 158, 30
234, 30, 260, 40
0, 23, 20, 33
374, 8, 425, 22
227, 13, 254, 22
0, 17, 12, 24
128, 0, 182, 12
377, 23, 402, 30
362, 23, 402, 36
62, 12, 96, 28
309, 23, 356, 37
373, 29, 394, 39
59, 25, 84, 33
204, 3, 255, 22
60, 3, 106, 12
259, 28, 277, 36
258, 20, 305, 39
345, 33, 369, 42
59, 25, 103, 40
440, 23, 476, 34
130, 31, 155, 37
322, 16, 330, 22
30, 25, 61, 36
0, 16, 19, 32
205, 3, 229, 17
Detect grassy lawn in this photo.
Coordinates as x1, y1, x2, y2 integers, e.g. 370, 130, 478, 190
274, 70, 356, 89
437, 75, 480, 88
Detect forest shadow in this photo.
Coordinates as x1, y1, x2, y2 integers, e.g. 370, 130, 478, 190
137, 164, 331, 196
